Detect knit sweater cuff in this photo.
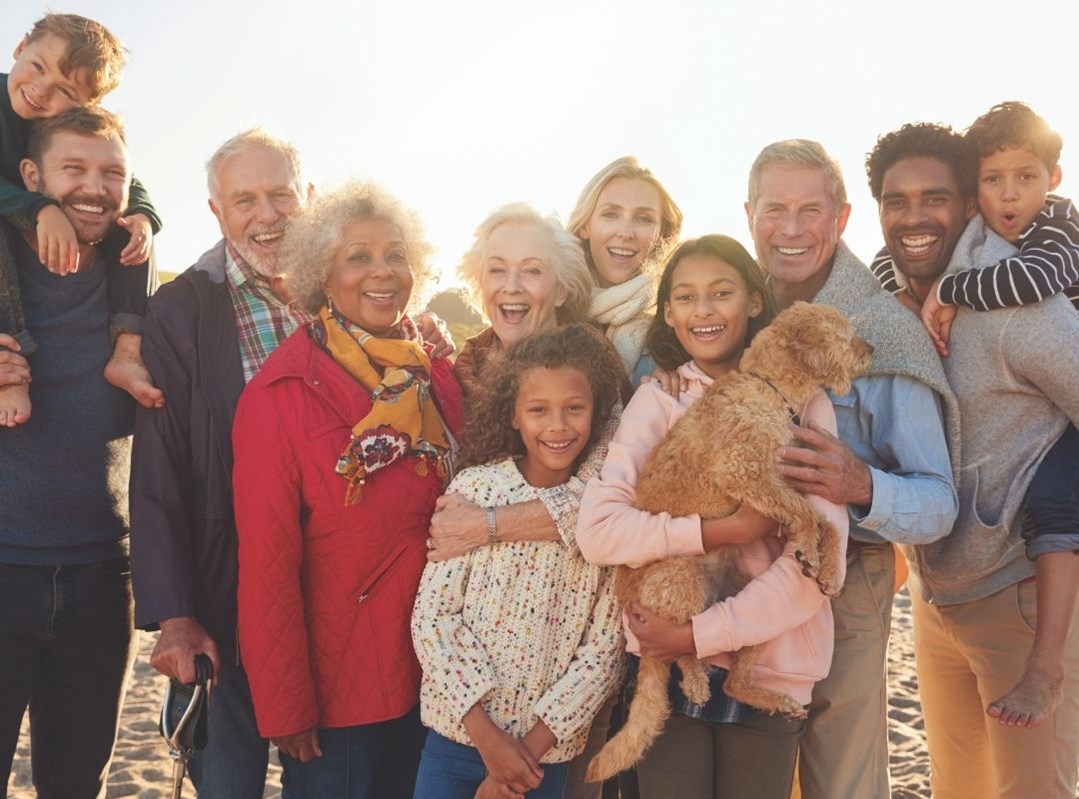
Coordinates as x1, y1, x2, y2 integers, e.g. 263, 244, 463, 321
536, 477, 585, 551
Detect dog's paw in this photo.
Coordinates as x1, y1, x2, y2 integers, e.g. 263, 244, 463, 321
681, 667, 712, 706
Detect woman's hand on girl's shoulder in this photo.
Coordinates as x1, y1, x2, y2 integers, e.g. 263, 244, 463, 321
428, 492, 486, 561
638, 366, 686, 398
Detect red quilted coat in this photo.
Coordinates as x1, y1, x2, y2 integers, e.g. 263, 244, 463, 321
232, 326, 463, 738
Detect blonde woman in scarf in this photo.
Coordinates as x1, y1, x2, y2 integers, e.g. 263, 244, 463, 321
567, 156, 684, 387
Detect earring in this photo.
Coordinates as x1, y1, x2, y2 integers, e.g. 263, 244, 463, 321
326, 295, 334, 313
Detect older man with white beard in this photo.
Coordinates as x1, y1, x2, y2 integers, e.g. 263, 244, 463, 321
129, 128, 311, 798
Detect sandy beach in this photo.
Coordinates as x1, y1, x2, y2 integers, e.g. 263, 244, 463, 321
8, 589, 930, 799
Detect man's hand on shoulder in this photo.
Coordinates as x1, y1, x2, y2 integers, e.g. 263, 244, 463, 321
776, 421, 874, 508
151, 616, 221, 683
417, 312, 455, 360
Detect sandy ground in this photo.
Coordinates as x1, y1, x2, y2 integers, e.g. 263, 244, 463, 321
8, 590, 929, 799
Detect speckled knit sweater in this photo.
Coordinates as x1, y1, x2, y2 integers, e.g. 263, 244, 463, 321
411, 458, 625, 763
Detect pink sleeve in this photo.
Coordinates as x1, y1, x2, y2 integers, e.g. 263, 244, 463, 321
576, 385, 705, 568
690, 389, 849, 657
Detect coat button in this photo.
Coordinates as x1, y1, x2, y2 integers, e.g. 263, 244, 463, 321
312, 378, 320, 386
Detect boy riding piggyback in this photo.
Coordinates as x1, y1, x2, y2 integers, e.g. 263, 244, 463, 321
0, 12, 163, 426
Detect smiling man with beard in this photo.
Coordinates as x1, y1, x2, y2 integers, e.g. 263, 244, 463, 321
129, 128, 313, 798
0, 107, 137, 798
866, 123, 1079, 799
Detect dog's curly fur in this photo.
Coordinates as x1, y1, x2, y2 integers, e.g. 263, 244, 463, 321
587, 302, 872, 782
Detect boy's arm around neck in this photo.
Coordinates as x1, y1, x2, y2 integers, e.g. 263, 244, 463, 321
937, 196, 1079, 311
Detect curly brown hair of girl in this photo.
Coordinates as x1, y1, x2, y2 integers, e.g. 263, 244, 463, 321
458, 324, 625, 471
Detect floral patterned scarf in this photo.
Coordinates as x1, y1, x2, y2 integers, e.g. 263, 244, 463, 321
311, 306, 452, 504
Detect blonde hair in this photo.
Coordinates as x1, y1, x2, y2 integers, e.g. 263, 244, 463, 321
566, 156, 683, 277
457, 203, 592, 327
747, 139, 848, 210
283, 180, 435, 315
206, 127, 304, 203
26, 13, 128, 101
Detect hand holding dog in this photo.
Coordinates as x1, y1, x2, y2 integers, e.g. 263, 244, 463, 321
776, 422, 873, 508
627, 602, 696, 663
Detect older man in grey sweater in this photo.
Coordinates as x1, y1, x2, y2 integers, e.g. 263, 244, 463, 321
868, 124, 1079, 799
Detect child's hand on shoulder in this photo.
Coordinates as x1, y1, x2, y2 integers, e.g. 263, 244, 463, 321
117, 213, 153, 265
640, 366, 686, 398
35, 205, 79, 274
920, 282, 957, 358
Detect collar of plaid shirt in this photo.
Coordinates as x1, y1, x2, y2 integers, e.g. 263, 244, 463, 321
224, 241, 312, 383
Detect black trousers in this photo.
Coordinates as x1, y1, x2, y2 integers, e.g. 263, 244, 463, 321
0, 557, 135, 799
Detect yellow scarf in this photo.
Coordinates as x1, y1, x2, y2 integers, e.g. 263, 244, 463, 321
312, 306, 451, 505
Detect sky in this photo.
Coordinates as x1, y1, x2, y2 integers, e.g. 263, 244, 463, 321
3, 0, 1077, 288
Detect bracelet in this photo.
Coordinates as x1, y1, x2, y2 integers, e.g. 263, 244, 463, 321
486, 507, 498, 545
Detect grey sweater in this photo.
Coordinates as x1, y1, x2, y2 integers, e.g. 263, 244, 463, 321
927, 216, 1079, 604
0, 223, 133, 565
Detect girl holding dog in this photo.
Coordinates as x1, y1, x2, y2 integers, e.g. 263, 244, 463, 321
411, 324, 627, 799
577, 235, 849, 799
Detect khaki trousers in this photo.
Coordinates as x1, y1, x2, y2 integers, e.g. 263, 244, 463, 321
795, 541, 895, 799
912, 581, 1079, 799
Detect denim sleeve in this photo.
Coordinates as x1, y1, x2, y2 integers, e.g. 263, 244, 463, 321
847, 375, 958, 545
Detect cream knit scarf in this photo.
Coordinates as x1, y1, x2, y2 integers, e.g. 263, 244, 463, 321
588, 273, 654, 375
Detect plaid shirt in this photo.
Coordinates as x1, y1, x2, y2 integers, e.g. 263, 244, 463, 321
224, 243, 312, 383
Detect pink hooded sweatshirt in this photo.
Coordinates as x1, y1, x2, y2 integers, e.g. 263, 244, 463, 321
576, 360, 849, 706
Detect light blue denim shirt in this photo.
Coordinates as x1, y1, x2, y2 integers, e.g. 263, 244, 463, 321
829, 373, 958, 545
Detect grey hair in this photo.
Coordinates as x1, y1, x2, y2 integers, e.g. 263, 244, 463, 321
457, 202, 593, 327
205, 127, 304, 202
747, 139, 848, 210
283, 180, 436, 315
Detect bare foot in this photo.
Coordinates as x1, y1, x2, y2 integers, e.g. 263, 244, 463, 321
104, 337, 164, 409
987, 666, 1063, 728
0, 382, 31, 426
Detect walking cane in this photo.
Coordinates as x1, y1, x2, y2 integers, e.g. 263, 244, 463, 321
159, 653, 213, 799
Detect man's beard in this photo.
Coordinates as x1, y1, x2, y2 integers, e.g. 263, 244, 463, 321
37, 179, 119, 246
232, 225, 288, 278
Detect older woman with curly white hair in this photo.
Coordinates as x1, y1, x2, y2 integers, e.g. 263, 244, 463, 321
231, 180, 464, 799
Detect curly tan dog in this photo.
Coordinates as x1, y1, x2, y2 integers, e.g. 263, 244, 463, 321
586, 302, 871, 782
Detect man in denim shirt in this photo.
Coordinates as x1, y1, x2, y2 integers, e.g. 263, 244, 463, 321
744, 139, 959, 799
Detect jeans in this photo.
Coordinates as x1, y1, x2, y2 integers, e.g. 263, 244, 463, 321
280, 705, 426, 799
0, 558, 135, 799
413, 731, 569, 799
1022, 423, 1079, 557
186, 656, 270, 799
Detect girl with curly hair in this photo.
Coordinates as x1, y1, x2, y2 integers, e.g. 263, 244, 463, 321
411, 324, 627, 799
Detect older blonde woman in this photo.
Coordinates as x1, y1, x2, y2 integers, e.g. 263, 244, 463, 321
567, 156, 683, 385
232, 181, 463, 799
453, 202, 592, 396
